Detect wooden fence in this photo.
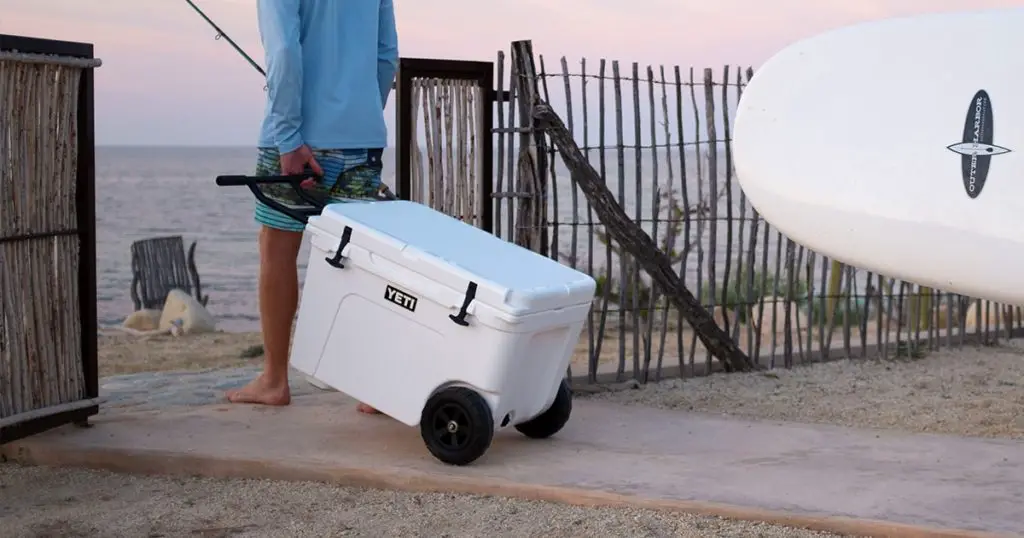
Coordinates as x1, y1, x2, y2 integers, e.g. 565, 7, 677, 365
509, 43, 1024, 383
395, 41, 1023, 386
0, 34, 101, 443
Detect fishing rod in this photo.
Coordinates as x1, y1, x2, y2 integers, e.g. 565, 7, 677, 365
183, 0, 266, 77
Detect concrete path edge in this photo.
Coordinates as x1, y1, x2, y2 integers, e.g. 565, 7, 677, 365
1, 442, 1012, 538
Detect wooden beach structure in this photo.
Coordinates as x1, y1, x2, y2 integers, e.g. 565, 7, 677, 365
0, 34, 100, 443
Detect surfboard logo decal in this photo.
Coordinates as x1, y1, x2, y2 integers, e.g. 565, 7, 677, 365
947, 90, 1011, 198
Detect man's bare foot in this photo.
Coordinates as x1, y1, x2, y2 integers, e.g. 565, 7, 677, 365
357, 402, 381, 414
225, 376, 291, 406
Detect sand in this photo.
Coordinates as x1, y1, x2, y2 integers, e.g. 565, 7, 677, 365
97, 331, 263, 377
589, 339, 1024, 440
27, 328, 1020, 537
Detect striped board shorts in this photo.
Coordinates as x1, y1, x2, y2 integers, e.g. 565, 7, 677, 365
253, 147, 384, 232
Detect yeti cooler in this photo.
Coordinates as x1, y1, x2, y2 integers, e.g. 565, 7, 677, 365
288, 200, 596, 465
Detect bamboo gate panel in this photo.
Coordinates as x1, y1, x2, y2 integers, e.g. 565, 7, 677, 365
0, 34, 101, 443
394, 58, 496, 233
494, 44, 1024, 385
405, 78, 482, 225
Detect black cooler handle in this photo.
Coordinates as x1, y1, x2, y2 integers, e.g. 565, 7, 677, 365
215, 174, 323, 225
214, 174, 398, 226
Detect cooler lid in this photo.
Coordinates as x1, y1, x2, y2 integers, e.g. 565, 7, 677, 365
309, 200, 596, 315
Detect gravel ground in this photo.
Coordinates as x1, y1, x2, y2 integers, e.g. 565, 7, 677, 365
586, 340, 1024, 440
0, 464, 844, 538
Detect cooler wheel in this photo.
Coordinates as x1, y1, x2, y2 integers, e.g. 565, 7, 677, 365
420, 387, 494, 466
514, 379, 573, 439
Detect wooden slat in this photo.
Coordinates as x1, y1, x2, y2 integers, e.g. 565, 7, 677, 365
130, 236, 196, 310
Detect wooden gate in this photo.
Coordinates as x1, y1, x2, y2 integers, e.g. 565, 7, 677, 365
0, 34, 100, 443
394, 58, 508, 233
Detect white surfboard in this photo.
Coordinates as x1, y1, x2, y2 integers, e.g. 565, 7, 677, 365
733, 8, 1024, 305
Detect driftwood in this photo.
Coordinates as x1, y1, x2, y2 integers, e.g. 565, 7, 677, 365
533, 101, 757, 372
129, 235, 208, 311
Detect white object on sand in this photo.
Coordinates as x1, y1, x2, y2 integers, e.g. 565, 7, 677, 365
733, 7, 1024, 305
159, 289, 217, 335
122, 309, 162, 332
290, 200, 596, 466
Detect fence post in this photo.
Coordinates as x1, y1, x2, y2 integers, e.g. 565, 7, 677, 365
510, 40, 549, 255
394, 60, 415, 203
0, 34, 101, 444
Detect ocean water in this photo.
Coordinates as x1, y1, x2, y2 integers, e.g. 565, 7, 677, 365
95, 145, 800, 333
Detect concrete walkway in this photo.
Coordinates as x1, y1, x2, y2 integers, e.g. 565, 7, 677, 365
3, 393, 1021, 537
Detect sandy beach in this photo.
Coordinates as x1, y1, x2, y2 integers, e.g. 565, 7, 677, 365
97, 330, 264, 377
7, 328, 1023, 537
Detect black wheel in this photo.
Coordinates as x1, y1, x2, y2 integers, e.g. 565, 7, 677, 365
420, 387, 494, 466
514, 379, 573, 439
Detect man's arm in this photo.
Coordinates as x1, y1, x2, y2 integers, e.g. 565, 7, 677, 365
257, 0, 304, 154
377, 0, 399, 108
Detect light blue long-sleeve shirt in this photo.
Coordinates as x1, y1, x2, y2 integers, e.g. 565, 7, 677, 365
256, 0, 398, 154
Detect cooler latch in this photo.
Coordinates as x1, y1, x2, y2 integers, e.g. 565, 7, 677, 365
449, 281, 478, 326
325, 226, 353, 269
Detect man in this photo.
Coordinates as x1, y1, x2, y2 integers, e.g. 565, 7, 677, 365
226, 0, 399, 412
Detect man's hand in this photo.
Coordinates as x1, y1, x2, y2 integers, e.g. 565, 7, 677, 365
280, 144, 324, 188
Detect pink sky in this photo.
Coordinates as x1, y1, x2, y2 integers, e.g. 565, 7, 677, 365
3, 0, 1019, 146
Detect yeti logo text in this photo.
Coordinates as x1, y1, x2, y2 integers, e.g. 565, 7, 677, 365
384, 285, 418, 313
946, 90, 1011, 199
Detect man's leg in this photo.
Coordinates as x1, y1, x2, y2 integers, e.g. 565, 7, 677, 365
226, 147, 308, 405
226, 225, 303, 405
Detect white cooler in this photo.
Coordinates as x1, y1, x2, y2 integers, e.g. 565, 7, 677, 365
290, 200, 596, 466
